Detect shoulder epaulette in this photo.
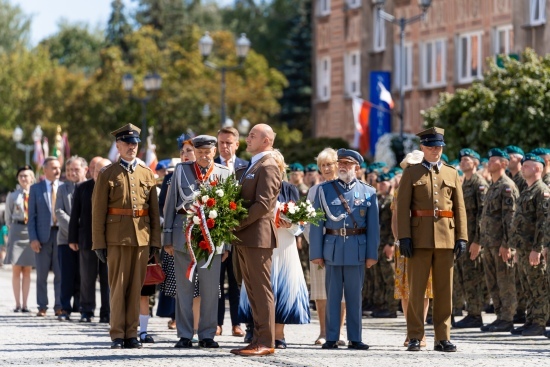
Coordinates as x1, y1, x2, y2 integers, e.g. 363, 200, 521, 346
137, 161, 152, 171
358, 179, 374, 188
214, 163, 230, 171
443, 162, 457, 170
99, 163, 113, 173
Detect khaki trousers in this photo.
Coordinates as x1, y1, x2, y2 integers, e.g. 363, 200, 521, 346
236, 246, 275, 347
107, 245, 148, 340
407, 248, 454, 341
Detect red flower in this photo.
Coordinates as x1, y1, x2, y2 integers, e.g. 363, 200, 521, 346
282, 204, 288, 214
206, 219, 215, 228
199, 240, 209, 250
210, 181, 218, 187
229, 202, 237, 210
206, 198, 216, 207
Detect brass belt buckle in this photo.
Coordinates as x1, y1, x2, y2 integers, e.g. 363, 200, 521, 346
339, 228, 346, 236
133, 209, 139, 218
434, 209, 439, 218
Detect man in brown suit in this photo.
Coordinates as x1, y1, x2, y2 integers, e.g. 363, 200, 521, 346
230, 124, 282, 357
397, 127, 468, 353
92, 123, 161, 350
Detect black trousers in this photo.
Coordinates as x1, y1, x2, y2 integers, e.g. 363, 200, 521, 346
58, 244, 80, 314
218, 250, 241, 326
79, 247, 110, 318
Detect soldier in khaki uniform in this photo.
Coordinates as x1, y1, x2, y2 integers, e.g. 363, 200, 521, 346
479, 148, 519, 333
92, 123, 161, 349
453, 149, 488, 328
396, 127, 467, 353
508, 154, 550, 337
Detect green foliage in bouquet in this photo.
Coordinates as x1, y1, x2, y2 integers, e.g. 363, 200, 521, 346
280, 198, 325, 226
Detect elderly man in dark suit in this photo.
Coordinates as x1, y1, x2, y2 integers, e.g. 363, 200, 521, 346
214, 126, 248, 338
230, 124, 282, 357
69, 158, 111, 323
29, 156, 63, 317
397, 127, 468, 353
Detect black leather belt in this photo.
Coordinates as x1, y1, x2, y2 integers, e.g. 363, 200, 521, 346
13, 220, 26, 225
326, 228, 366, 236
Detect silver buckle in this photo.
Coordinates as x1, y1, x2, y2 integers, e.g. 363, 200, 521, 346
339, 228, 346, 236
133, 209, 139, 218
434, 210, 439, 218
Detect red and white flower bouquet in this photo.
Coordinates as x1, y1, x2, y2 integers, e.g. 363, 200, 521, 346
185, 176, 247, 280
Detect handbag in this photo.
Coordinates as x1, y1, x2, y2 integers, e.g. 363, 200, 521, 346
144, 255, 166, 286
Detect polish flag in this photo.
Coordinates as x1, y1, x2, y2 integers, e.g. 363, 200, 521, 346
352, 97, 371, 156
378, 82, 395, 109
145, 144, 158, 175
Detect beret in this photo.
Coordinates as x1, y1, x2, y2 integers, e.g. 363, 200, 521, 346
458, 148, 481, 161
487, 148, 510, 160
522, 153, 545, 167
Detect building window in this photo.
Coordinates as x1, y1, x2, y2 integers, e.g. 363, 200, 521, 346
529, 0, 546, 26
457, 32, 483, 84
421, 39, 446, 88
317, 56, 331, 102
345, 50, 361, 97
346, 0, 361, 9
394, 43, 413, 91
318, 0, 331, 17
494, 25, 513, 56
373, 11, 386, 52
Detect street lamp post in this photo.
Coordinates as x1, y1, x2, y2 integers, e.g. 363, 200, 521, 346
12, 125, 43, 166
122, 73, 162, 142
199, 32, 251, 128
373, 0, 432, 138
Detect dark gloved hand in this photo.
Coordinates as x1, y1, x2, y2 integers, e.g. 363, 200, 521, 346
454, 240, 467, 258
95, 249, 107, 263
150, 246, 159, 258
399, 238, 413, 258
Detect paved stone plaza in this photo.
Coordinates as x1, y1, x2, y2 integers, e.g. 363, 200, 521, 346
0, 265, 548, 366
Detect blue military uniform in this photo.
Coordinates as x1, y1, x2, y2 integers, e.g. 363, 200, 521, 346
310, 171, 379, 345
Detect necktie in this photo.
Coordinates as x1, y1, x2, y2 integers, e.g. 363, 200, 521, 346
51, 182, 57, 226
23, 192, 28, 224
433, 164, 440, 174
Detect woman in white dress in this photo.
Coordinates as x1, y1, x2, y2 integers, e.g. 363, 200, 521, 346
238, 150, 310, 349
4, 166, 36, 312
303, 148, 347, 346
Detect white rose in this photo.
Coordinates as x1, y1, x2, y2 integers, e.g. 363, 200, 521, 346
209, 210, 218, 219
193, 216, 200, 224
288, 202, 296, 209
288, 206, 297, 215
306, 199, 311, 205
216, 189, 224, 197
202, 195, 209, 203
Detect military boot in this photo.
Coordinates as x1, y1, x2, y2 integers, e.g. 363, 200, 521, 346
489, 319, 513, 332
480, 319, 499, 332
453, 314, 483, 329
513, 309, 526, 324
544, 329, 550, 338
510, 322, 532, 335
521, 323, 546, 336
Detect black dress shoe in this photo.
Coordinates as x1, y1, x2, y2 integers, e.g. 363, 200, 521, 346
21, 307, 30, 313
275, 339, 287, 349
124, 338, 142, 349
322, 341, 338, 349
174, 338, 193, 348
453, 314, 483, 328
489, 320, 513, 332
198, 338, 219, 348
111, 338, 124, 349
244, 324, 253, 344
511, 322, 532, 335
140, 332, 155, 343
79, 315, 93, 323
99, 316, 110, 323
407, 338, 421, 351
425, 316, 433, 325
348, 341, 369, 350
434, 340, 457, 352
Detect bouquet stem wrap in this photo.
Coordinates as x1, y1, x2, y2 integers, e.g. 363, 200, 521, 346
185, 204, 216, 282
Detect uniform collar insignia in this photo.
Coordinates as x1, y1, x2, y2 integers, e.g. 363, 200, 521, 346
337, 178, 357, 190
120, 159, 137, 173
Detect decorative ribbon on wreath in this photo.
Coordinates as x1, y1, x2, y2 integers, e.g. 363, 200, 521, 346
184, 203, 216, 282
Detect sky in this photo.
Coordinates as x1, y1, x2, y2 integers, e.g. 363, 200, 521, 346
15, 0, 234, 45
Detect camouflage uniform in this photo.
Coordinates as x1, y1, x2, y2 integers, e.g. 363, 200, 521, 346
453, 173, 488, 321
507, 170, 528, 322
542, 172, 550, 186
509, 179, 550, 330
372, 193, 397, 316
479, 174, 519, 326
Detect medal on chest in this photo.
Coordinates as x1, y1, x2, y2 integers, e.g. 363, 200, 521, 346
353, 192, 364, 206
193, 163, 215, 186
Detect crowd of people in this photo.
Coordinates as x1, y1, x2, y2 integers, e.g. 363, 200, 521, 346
2, 122, 550, 356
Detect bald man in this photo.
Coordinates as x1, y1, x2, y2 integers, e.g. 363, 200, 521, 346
230, 124, 282, 356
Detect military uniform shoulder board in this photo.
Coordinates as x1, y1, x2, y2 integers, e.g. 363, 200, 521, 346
443, 162, 457, 170
359, 179, 374, 188
137, 161, 152, 171
320, 179, 336, 188
99, 164, 113, 173
214, 163, 230, 171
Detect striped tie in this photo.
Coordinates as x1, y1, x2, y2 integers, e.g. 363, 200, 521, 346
51, 182, 57, 226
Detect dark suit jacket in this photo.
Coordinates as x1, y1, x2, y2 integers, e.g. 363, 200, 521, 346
28, 179, 63, 244
234, 153, 282, 249
214, 156, 249, 173
68, 179, 95, 250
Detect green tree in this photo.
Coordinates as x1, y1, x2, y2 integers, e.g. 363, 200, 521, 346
39, 20, 104, 73
422, 49, 550, 159
105, 0, 133, 56
0, 0, 31, 52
